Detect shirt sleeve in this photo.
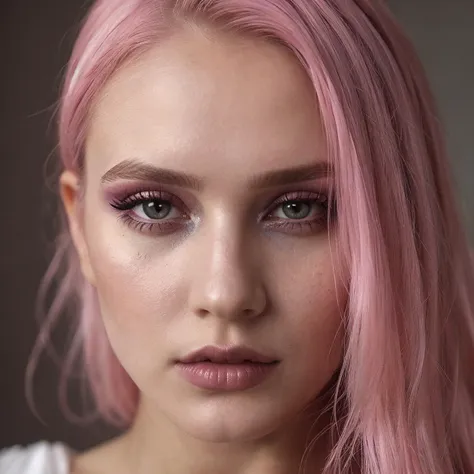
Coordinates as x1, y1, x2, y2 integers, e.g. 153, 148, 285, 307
0, 442, 69, 474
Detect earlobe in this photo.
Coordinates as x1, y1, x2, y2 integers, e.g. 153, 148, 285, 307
59, 171, 96, 286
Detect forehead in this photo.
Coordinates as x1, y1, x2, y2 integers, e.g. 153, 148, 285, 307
85, 26, 326, 182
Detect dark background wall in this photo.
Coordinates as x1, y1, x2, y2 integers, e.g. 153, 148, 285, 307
1, 0, 122, 450
1, 0, 472, 451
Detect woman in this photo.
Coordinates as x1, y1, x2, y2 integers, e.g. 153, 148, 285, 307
1, 0, 473, 473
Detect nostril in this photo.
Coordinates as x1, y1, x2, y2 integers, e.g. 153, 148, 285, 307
196, 308, 211, 318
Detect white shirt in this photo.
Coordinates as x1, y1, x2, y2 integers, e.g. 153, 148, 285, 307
0, 442, 71, 474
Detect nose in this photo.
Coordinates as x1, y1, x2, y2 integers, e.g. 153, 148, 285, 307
188, 226, 267, 322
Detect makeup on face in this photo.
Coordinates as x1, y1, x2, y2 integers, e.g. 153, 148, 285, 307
78, 30, 345, 445
100, 160, 337, 238
175, 345, 280, 391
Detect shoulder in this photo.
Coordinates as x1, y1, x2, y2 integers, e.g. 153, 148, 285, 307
0, 441, 71, 474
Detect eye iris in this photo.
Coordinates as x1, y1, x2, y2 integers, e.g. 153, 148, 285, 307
142, 200, 171, 219
282, 201, 311, 219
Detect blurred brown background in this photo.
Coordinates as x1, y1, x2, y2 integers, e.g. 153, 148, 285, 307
0, 0, 473, 451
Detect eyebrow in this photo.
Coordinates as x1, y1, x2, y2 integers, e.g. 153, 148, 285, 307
249, 162, 332, 188
100, 159, 333, 190
101, 160, 204, 190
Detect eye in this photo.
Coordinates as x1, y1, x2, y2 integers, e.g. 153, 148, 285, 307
272, 200, 315, 220
133, 199, 181, 220
263, 191, 334, 234
267, 191, 329, 221
109, 190, 189, 235
108, 188, 335, 237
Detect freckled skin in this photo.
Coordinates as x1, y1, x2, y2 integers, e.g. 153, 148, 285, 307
63, 25, 347, 474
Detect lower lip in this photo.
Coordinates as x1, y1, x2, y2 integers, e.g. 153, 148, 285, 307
176, 361, 279, 391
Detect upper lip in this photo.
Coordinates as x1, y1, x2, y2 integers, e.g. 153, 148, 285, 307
178, 345, 279, 364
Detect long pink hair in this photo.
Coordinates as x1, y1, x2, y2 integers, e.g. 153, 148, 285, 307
29, 0, 474, 472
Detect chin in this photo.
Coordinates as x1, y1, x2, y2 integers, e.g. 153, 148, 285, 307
170, 394, 295, 443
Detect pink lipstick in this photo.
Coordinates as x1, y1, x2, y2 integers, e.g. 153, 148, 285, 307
176, 345, 279, 391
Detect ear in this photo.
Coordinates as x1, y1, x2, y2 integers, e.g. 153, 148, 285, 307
59, 171, 96, 286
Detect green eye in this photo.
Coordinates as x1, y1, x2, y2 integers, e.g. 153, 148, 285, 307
141, 201, 173, 219
280, 201, 312, 219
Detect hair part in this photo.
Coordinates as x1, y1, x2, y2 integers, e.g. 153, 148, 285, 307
30, 1, 474, 473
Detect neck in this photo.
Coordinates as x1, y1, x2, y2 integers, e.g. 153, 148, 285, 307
115, 398, 333, 474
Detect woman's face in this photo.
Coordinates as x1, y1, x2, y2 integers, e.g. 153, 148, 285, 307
63, 27, 346, 442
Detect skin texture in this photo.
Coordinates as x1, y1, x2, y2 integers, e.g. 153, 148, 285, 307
62, 25, 347, 474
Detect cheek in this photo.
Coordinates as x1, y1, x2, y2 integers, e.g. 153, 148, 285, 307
82, 214, 189, 363
271, 244, 346, 376
82, 198, 346, 395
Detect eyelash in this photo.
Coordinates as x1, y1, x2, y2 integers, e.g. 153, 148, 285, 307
109, 189, 336, 235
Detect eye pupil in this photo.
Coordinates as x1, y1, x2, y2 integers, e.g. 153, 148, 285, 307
143, 200, 171, 219
282, 201, 311, 219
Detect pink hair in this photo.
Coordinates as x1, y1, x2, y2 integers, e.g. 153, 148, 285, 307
29, 0, 474, 472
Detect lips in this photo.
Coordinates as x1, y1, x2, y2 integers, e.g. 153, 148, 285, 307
178, 345, 279, 365
176, 345, 280, 391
